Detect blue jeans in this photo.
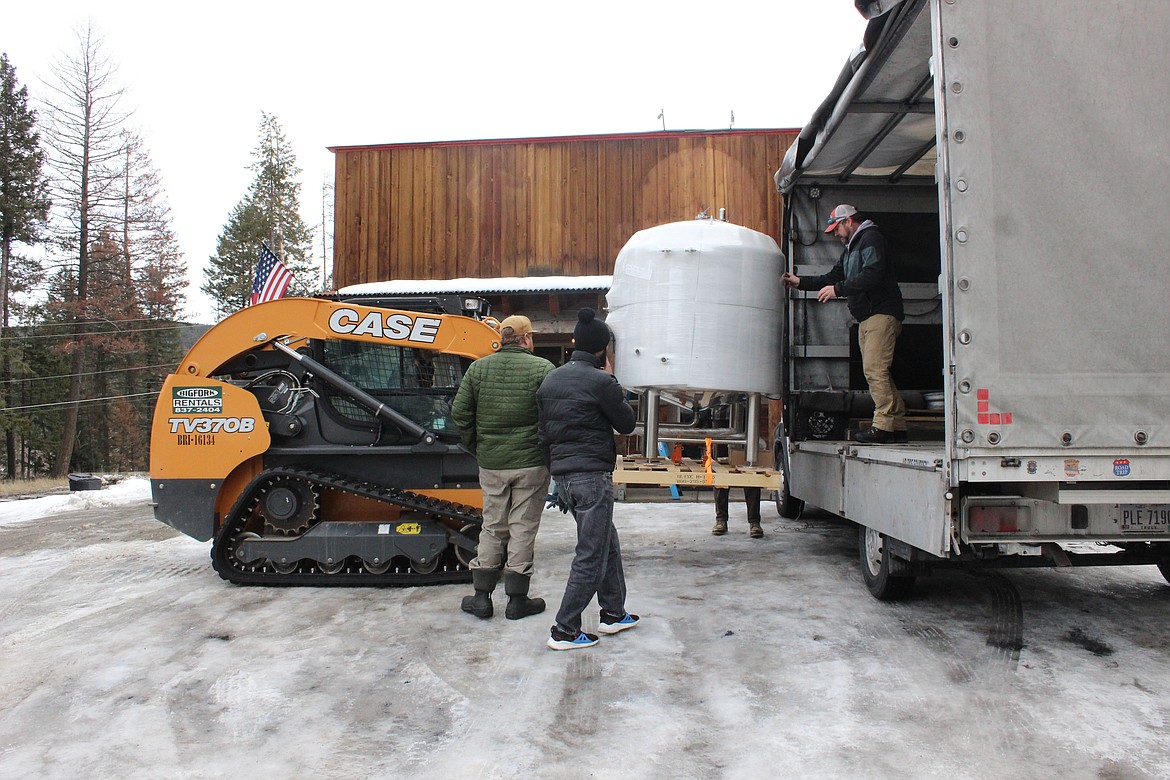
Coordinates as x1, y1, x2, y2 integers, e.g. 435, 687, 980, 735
553, 471, 627, 635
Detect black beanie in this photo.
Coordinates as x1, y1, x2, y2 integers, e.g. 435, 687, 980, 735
573, 308, 611, 354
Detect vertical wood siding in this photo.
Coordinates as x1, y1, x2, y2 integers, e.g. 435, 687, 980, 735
332, 130, 796, 287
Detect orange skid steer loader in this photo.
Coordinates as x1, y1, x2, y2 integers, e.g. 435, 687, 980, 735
149, 295, 501, 585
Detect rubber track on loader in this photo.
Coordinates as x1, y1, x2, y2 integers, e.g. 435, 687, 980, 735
211, 467, 483, 586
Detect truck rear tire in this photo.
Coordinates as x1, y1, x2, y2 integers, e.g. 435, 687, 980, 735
1157, 560, 1170, 585
859, 525, 915, 600
775, 442, 805, 519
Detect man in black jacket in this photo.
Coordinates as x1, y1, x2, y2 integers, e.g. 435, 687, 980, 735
537, 308, 639, 650
782, 204, 907, 444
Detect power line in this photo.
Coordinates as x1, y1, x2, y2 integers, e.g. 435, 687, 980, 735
1, 390, 161, 414
3, 315, 202, 329
0, 323, 186, 341
0, 362, 176, 385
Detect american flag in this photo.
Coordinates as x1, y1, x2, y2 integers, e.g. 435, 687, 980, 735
249, 244, 295, 306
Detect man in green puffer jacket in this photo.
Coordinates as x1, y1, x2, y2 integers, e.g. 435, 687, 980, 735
452, 315, 555, 620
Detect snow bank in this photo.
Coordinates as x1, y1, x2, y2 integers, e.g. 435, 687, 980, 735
0, 477, 151, 525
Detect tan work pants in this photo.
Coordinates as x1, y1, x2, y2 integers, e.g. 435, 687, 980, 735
858, 314, 906, 432
471, 464, 550, 577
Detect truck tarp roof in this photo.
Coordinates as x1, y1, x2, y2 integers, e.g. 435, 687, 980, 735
775, 0, 933, 193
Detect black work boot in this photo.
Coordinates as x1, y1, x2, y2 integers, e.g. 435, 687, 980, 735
747, 488, 763, 538
503, 571, 546, 620
461, 569, 500, 619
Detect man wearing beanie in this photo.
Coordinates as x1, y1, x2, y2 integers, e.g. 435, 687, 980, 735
537, 308, 638, 650
452, 315, 554, 620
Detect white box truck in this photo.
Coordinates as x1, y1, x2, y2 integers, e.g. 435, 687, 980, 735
774, 0, 1170, 598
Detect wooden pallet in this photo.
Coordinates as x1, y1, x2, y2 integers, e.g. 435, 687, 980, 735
613, 456, 781, 489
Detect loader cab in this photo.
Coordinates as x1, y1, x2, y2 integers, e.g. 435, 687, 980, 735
215, 295, 493, 447
307, 293, 492, 444
316, 338, 466, 442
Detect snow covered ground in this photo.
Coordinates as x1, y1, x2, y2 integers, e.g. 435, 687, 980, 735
1, 480, 1169, 779
0, 477, 148, 525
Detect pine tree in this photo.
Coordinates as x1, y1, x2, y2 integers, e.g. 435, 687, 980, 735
0, 52, 50, 478
203, 112, 316, 318
117, 132, 185, 456
203, 198, 268, 318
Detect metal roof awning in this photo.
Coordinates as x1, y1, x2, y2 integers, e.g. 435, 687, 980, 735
775, 0, 936, 193
339, 275, 613, 296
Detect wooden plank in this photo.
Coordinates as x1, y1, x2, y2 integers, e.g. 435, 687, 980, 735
533, 143, 549, 274
392, 149, 407, 281
464, 143, 480, 277
521, 143, 535, 274
332, 152, 350, 283
411, 148, 426, 279
375, 152, 390, 282
443, 146, 458, 279
585, 140, 599, 274
567, 141, 585, 274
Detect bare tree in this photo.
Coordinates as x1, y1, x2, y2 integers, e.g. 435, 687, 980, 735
40, 23, 131, 476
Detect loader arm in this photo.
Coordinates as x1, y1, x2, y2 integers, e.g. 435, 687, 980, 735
177, 297, 501, 379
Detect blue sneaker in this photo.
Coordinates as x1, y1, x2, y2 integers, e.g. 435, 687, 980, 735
547, 626, 599, 650
597, 610, 640, 634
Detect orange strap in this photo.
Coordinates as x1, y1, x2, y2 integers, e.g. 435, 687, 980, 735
704, 438, 714, 485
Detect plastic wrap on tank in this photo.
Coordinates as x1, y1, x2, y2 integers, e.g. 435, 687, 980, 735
606, 219, 784, 394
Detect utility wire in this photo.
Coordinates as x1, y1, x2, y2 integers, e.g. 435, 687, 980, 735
4, 315, 199, 329
1, 390, 161, 414
0, 323, 186, 341
0, 363, 176, 385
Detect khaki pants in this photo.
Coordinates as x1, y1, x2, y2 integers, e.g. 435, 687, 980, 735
471, 464, 550, 577
858, 314, 906, 432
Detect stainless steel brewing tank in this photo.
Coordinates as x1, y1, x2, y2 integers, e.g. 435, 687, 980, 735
606, 219, 784, 394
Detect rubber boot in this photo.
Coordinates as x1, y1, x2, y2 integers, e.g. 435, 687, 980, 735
461, 568, 499, 619
503, 571, 546, 620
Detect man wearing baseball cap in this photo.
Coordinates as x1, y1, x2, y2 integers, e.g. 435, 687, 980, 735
781, 205, 907, 443
452, 314, 555, 620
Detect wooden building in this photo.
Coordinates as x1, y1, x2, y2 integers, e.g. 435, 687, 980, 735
329, 129, 798, 287
330, 129, 796, 465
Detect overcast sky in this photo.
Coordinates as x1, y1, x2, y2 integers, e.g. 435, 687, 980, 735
4, 1, 867, 321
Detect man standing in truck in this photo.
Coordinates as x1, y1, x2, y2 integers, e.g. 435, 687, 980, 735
782, 204, 906, 443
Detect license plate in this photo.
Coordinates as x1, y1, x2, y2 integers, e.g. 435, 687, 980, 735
1119, 504, 1170, 533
